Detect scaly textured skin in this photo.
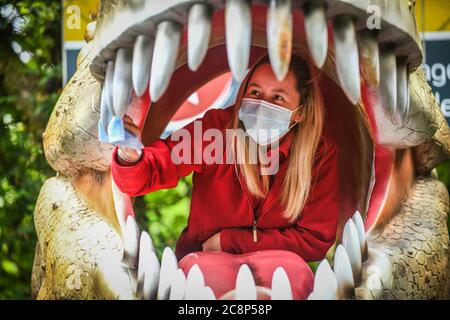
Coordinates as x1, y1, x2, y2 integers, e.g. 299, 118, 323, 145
32, 0, 450, 299
42, 43, 113, 177
376, 68, 440, 148
33, 175, 134, 299
413, 72, 450, 173
357, 176, 450, 299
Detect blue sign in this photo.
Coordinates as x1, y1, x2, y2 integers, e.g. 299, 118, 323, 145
63, 48, 81, 85
422, 32, 450, 125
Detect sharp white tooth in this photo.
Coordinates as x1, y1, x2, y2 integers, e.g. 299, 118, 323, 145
357, 31, 380, 87
333, 245, 355, 299
187, 91, 200, 105
303, 1, 328, 68
364, 258, 392, 294
157, 247, 178, 300
307, 292, 318, 300
396, 58, 410, 122
403, 79, 411, 122
111, 180, 130, 236
122, 215, 140, 268
271, 267, 293, 300
225, 0, 251, 81
184, 264, 206, 300
137, 237, 160, 301
132, 35, 153, 97
352, 211, 368, 261
136, 232, 149, 295
378, 44, 397, 116
137, 231, 159, 299
100, 84, 111, 136
169, 269, 187, 300
267, 0, 293, 81
105, 60, 115, 111
136, 229, 155, 254
235, 264, 257, 300
112, 48, 133, 117
342, 219, 362, 283
202, 286, 216, 300
142, 251, 160, 300
188, 3, 213, 71
150, 21, 182, 102
332, 15, 361, 105
308, 259, 337, 300
365, 272, 383, 292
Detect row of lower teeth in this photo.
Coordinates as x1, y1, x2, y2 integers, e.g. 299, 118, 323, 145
122, 215, 294, 300
121, 210, 369, 299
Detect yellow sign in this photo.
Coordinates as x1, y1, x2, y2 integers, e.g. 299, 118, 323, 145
416, 0, 450, 32
63, 0, 98, 42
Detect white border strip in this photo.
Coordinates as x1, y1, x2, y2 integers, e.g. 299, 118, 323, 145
421, 32, 450, 41
64, 40, 86, 50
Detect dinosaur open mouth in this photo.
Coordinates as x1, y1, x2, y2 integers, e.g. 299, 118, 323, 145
87, 0, 426, 299
90, 0, 423, 232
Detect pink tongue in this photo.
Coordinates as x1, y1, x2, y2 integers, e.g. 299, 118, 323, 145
178, 250, 314, 300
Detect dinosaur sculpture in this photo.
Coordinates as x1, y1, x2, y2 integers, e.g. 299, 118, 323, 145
32, 0, 450, 299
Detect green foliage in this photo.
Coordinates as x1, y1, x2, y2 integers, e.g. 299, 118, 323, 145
437, 160, 450, 188
0, 0, 61, 299
140, 176, 192, 260
0, 0, 191, 298
0, 112, 53, 299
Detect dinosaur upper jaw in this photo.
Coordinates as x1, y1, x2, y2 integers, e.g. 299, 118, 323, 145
90, 0, 429, 145
88, 0, 438, 148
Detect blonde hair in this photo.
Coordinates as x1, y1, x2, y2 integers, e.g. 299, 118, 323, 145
230, 55, 325, 223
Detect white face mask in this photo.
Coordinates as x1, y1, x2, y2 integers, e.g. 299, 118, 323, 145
238, 97, 301, 145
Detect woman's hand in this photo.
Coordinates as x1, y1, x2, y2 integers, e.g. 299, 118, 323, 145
202, 232, 222, 252
117, 115, 142, 164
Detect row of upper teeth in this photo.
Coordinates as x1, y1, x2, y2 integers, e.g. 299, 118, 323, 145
123, 215, 295, 300
98, 0, 413, 127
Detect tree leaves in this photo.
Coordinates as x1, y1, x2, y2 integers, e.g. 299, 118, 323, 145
0, 0, 60, 299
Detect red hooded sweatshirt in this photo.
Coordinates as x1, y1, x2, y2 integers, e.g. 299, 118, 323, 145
111, 58, 340, 262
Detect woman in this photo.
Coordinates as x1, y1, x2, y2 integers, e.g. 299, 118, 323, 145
111, 54, 340, 299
